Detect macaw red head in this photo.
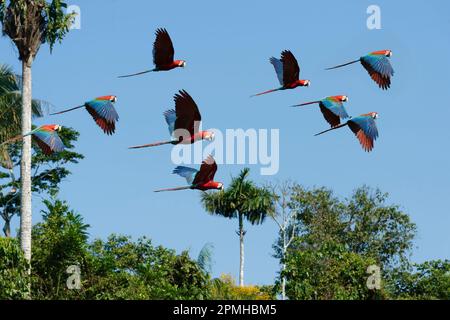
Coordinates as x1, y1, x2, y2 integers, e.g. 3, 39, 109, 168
363, 112, 379, 119
216, 182, 224, 191
97, 95, 117, 103
299, 80, 311, 87
372, 50, 392, 57
202, 130, 215, 141
175, 60, 186, 68
333, 95, 348, 102
46, 124, 62, 132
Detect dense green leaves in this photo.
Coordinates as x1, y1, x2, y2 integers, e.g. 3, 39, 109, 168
283, 242, 381, 300
31, 198, 89, 299
274, 184, 421, 300
85, 235, 211, 300
278, 185, 416, 270
1, 200, 213, 300
387, 260, 450, 300
0, 237, 29, 299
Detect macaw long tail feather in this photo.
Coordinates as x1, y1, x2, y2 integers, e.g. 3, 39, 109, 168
118, 69, 155, 78
250, 88, 281, 97
154, 186, 191, 193
128, 140, 173, 149
325, 59, 360, 70
0, 135, 23, 146
290, 101, 320, 108
314, 123, 348, 136
50, 105, 84, 116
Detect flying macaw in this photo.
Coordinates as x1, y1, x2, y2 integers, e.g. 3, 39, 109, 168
155, 155, 224, 192
326, 50, 394, 90
1, 124, 65, 156
291, 95, 350, 128
315, 112, 379, 152
251, 50, 310, 97
50, 96, 119, 135
118, 28, 186, 78
129, 90, 214, 149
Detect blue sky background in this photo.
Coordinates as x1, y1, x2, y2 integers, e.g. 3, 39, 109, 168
2, 0, 450, 285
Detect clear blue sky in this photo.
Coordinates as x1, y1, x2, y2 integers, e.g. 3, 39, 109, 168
2, 0, 450, 285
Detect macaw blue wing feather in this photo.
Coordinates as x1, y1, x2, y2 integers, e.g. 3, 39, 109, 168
269, 57, 284, 86
85, 99, 119, 135
173, 166, 198, 185
362, 55, 394, 78
350, 116, 379, 140
164, 109, 176, 136
322, 98, 350, 119
32, 128, 65, 154
347, 115, 379, 152
86, 99, 119, 123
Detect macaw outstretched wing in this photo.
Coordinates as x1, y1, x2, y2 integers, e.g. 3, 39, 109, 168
173, 166, 199, 185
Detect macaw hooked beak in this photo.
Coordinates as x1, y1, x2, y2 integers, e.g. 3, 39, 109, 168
206, 132, 215, 141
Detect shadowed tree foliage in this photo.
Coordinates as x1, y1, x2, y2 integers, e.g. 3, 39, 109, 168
0, 237, 29, 298
283, 241, 382, 300
0, 64, 44, 147
386, 260, 450, 300
31, 198, 89, 299
201, 168, 274, 287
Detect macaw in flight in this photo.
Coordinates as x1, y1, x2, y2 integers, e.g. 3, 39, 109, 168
315, 112, 379, 152
129, 90, 214, 149
1, 124, 65, 156
251, 50, 310, 97
291, 95, 350, 128
155, 155, 224, 192
326, 50, 394, 90
118, 28, 186, 78
51, 96, 119, 135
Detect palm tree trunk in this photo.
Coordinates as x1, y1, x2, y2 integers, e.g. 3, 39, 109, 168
20, 58, 33, 270
239, 213, 245, 287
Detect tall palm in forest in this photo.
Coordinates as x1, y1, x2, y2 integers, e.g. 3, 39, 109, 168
201, 168, 274, 286
0, 64, 45, 237
0, 0, 74, 268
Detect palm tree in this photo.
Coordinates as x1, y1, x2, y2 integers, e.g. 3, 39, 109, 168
0, 0, 74, 267
0, 64, 44, 237
201, 168, 274, 286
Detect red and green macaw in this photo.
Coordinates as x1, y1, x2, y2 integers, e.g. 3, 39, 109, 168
291, 95, 350, 127
129, 90, 214, 149
326, 50, 394, 90
118, 28, 186, 78
155, 155, 224, 192
252, 50, 310, 97
1, 124, 65, 155
315, 112, 379, 152
51, 96, 119, 135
